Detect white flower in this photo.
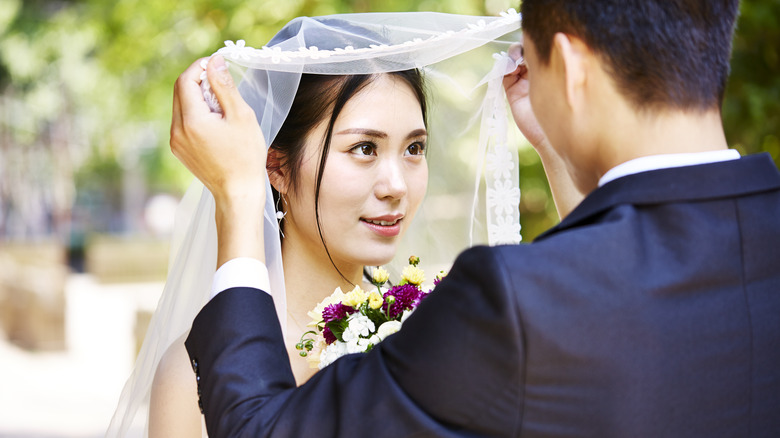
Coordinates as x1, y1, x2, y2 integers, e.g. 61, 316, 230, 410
400, 309, 415, 323
304, 46, 330, 59
486, 145, 515, 180
489, 215, 522, 245
334, 45, 355, 54
500, 8, 519, 19
341, 314, 375, 342
487, 179, 521, 216
267, 46, 290, 64
346, 337, 373, 354
318, 341, 348, 369
220, 39, 250, 60
376, 321, 402, 341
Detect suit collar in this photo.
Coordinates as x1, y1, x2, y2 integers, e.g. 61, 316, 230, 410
537, 153, 780, 241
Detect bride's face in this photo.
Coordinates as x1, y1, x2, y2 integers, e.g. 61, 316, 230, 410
284, 74, 428, 269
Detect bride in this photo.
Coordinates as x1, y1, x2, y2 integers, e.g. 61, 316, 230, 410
107, 10, 527, 438
154, 66, 430, 435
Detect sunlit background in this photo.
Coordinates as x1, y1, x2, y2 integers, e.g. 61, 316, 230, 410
0, 0, 777, 436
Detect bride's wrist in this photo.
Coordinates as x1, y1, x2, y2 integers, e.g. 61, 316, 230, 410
212, 182, 266, 208
213, 191, 266, 267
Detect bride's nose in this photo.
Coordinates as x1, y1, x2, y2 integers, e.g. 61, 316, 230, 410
375, 157, 407, 200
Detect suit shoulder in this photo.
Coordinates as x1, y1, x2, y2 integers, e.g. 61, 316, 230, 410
455, 242, 563, 275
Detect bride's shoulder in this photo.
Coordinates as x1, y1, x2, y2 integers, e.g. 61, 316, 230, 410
153, 335, 193, 389
149, 336, 202, 437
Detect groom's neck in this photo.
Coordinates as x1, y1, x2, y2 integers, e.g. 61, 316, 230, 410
569, 107, 729, 195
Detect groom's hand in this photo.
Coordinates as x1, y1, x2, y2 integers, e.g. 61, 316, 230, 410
170, 55, 267, 266
170, 55, 267, 204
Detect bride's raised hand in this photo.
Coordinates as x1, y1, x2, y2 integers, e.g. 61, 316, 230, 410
503, 43, 548, 149
171, 55, 267, 205
171, 55, 267, 266
502, 43, 584, 219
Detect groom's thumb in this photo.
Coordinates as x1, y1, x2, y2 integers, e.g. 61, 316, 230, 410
206, 55, 246, 117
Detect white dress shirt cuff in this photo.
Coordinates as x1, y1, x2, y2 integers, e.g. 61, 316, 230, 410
210, 257, 271, 300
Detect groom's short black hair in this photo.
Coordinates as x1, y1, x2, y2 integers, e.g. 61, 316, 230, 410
520, 0, 740, 111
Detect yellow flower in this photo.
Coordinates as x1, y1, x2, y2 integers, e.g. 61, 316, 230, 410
376, 321, 402, 340
368, 292, 383, 309
402, 265, 425, 286
372, 267, 389, 285
306, 339, 326, 369
342, 285, 368, 308
308, 287, 348, 325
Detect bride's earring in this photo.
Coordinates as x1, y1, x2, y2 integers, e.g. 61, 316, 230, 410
276, 194, 287, 237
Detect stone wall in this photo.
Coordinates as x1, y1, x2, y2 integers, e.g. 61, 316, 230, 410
0, 235, 170, 351
0, 241, 68, 350
85, 235, 169, 283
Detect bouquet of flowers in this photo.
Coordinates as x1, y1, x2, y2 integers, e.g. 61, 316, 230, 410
297, 256, 445, 369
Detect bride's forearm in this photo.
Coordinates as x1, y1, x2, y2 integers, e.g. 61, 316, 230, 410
534, 140, 585, 220
214, 193, 266, 268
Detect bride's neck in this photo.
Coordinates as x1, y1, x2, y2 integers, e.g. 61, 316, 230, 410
280, 231, 364, 320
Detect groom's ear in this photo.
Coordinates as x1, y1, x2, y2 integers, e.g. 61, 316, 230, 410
266, 148, 289, 194
553, 32, 590, 112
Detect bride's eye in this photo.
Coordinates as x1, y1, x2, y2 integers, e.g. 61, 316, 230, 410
350, 142, 377, 156
405, 141, 426, 156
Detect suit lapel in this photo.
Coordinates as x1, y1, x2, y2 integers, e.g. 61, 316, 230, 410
536, 153, 780, 241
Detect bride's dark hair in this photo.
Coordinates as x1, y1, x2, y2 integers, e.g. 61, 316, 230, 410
268, 70, 427, 282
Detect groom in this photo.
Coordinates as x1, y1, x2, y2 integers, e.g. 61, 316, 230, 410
172, 1, 780, 437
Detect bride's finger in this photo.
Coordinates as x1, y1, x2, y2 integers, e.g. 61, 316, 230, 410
171, 77, 182, 131
176, 57, 211, 119
507, 42, 524, 64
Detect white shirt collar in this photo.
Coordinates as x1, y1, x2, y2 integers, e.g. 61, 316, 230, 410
598, 149, 741, 187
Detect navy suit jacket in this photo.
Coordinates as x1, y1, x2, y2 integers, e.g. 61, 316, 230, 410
186, 153, 780, 437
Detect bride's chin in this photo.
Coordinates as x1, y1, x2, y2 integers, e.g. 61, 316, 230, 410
358, 245, 398, 268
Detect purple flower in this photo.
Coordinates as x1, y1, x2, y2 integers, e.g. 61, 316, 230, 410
322, 326, 337, 344
383, 284, 424, 318
414, 289, 430, 307
322, 303, 355, 323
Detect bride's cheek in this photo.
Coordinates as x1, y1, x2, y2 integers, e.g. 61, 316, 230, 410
410, 166, 428, 203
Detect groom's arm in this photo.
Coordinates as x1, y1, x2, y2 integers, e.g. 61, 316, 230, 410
185, 245, 525, 438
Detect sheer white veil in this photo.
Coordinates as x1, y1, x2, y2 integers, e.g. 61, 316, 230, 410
107, 10, 522, 437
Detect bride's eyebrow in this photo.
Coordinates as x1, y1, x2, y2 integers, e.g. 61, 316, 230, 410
336, 128, 387, 138
406, 128, 428, 140
335, 128, 427, 140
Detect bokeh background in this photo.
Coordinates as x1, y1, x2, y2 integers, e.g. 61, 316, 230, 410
0, 0, 777, 436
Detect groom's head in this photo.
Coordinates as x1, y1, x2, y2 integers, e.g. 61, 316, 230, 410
520, 0, 740, 112
518, 0, 740, 192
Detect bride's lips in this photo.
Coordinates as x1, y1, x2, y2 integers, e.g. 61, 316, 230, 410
360, 214, 403, 237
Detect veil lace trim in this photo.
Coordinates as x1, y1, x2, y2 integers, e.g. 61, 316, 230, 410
213, 9, 519, 65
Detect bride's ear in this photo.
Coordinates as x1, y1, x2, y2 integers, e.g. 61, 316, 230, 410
266, 148, 289, 194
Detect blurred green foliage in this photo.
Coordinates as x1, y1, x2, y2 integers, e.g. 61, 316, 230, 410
723, 0, 780, 164
0, 0, 777, 243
